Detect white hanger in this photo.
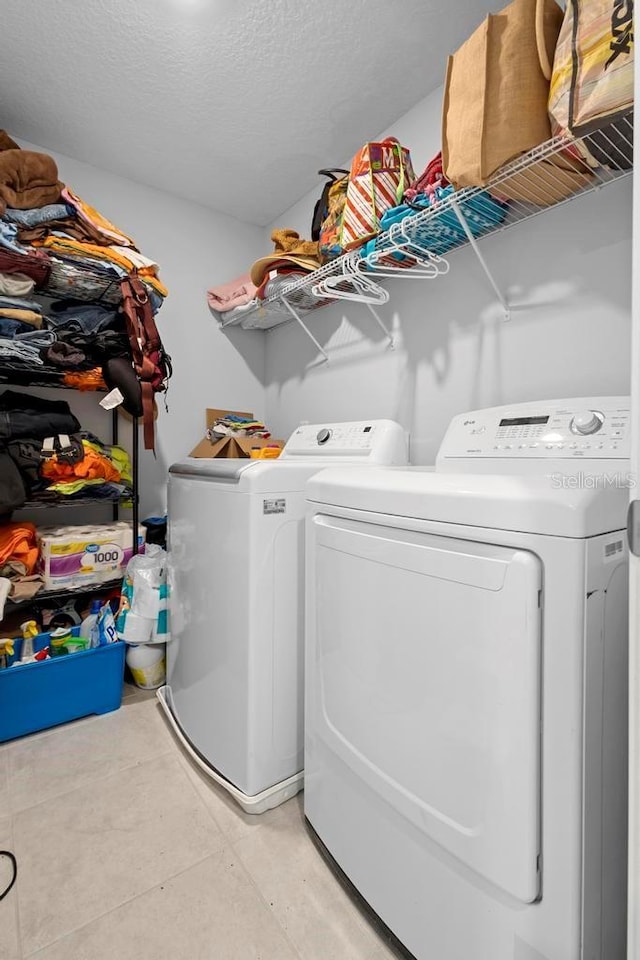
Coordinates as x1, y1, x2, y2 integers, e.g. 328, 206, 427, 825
360, 220, 450, 278
312, 252, 390, 304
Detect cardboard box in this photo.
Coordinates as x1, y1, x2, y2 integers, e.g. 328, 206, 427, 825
190, 409, 284, 459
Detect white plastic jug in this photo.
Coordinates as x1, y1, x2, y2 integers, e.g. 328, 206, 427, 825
126, 642, 166, 690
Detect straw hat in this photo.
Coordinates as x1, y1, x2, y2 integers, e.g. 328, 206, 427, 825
250, 229, 321, 286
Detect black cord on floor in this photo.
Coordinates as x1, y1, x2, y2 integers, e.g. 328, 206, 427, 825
0, 851, 16, 901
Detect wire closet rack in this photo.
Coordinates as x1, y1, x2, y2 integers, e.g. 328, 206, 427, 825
219, 109, 633, 357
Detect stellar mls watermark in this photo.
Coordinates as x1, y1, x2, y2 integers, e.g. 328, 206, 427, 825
551, 471, 636, 489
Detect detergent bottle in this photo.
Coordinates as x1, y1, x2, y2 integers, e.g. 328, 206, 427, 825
80, 600, 102, 649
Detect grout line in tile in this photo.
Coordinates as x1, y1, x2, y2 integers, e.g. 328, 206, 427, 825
22, 848, 222, 960
225, 839, 305, 960
3, 710, 104, 753
228, 831, 308, 960
231, 805, 401, 960
162, 748, 235, 840
3, 688, 154, 754
173, 752, 227, 832
8, 740, 173, 820
156, 714, 262, 842
17, 757, 227, 957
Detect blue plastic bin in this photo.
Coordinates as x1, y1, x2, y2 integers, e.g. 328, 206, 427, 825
0, 628, 125, 743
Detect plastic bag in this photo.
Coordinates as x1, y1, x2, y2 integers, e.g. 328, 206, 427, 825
116, 545, 168, 643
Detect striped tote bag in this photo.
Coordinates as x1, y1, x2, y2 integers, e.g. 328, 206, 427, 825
340, 138, 414, 252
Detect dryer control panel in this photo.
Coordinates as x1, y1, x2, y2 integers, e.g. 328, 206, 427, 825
281, 419, 408, 464
438, 397, 631, 463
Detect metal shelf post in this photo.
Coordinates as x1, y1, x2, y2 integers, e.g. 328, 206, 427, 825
281, 296, 329, 362
450, 198, 510, 321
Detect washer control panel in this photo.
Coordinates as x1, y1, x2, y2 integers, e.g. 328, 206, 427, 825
281, 419, 408, 464
438, 398, 631, 460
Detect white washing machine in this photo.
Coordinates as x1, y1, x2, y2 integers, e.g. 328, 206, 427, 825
304, 398, 629, 960
157, 419, 407, 814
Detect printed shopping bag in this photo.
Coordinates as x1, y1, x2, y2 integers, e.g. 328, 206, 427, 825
549, 0, 634, 167
340, 138, 414, 252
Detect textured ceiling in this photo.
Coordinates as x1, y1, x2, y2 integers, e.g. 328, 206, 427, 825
0, 0, 496, 225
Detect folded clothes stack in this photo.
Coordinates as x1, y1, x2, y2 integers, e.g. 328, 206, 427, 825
0, 521, 42, 608
0, 130, 167, 381
207, 414, 271, 441
207, 229, 323, 322
0, 389, 133, 513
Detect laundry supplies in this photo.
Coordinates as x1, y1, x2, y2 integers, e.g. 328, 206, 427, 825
0, 623, 126, 742
117, 544, 168, 689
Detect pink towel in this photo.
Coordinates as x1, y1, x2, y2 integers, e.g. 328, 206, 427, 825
207, 274, 257, 312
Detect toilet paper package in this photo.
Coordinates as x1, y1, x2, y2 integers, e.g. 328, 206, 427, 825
37, 522, 146, 590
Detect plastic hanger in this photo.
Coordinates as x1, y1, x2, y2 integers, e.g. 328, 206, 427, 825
312, 253, 390, 304
360, 221, 450, 278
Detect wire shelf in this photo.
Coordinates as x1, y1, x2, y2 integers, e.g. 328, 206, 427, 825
42, 256, 123, 305
5, 578, 123, 608
0, 362, 108, 391
227, 110, 633, 332
22, 493, 132, 511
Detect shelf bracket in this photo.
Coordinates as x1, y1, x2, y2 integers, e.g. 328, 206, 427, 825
281, 296, 329, 362
451, 198, 510, 321
364, 303, 395, 349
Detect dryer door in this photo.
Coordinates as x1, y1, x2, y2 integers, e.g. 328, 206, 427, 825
310, 514, 542, 903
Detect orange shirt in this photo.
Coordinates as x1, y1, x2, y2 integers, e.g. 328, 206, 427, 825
41, 444, 121, 484
0, 522, 38, 575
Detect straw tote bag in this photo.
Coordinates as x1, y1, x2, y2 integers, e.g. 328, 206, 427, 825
442, 0, 564, 188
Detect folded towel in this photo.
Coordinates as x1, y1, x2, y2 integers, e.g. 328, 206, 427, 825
207, 273, 257, 312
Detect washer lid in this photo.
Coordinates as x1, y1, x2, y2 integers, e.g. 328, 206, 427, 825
169, 456, 382, 495
169, 459, 256, 482
306, 467, 630, 538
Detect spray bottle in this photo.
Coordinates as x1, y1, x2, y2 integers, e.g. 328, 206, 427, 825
20, 620, 39, 663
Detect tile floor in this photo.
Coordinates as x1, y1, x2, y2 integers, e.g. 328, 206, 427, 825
0, 683, 404, 960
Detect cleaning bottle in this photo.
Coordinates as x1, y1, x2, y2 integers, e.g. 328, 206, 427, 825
0, 639, 15, 669
80, 600, 102, 649
20, 620, 39, 663
49, 627, 71, 657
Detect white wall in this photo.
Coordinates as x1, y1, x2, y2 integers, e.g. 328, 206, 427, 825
263, 88, 632, 462
18, 140, 268, 515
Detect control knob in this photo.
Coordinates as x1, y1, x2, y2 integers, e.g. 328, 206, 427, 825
570, 411, 604, 435
316, 428, 332, 445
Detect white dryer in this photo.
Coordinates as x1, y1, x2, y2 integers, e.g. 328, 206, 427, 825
158, 420, 407, 814
304, 398, 629, 960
